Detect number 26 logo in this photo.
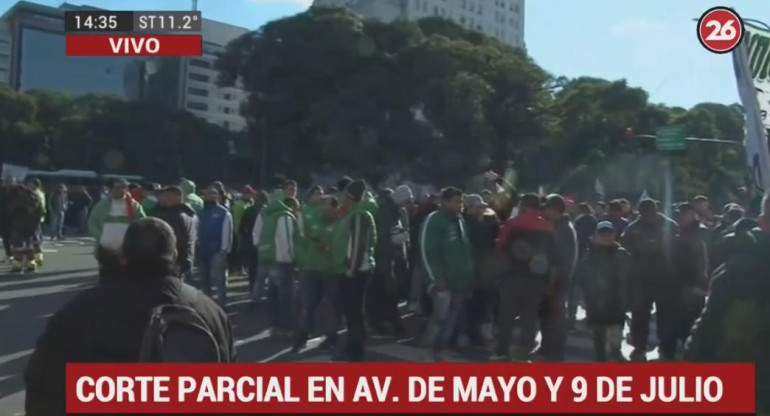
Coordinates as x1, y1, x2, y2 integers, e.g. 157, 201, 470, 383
697, 7, 744, 54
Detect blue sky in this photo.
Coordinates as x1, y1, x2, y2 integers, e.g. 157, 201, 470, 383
3, 0, 770, 108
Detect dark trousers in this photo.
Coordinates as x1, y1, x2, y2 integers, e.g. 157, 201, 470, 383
497, 277, 545, 358
467, 286, 495, 343
342, 271, 370, 361
630, 282, 679, 358
297, 273, 342, 342
367, 267, 402, 331
539, 290, 568, 361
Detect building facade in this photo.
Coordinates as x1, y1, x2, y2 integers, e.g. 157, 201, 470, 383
314, 0, 525, 49
177, 19, 249, 132
0, 1, 250, 131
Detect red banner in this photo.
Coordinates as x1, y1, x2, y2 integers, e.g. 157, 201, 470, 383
65, 363, 755, 414
66, 34, 202, 56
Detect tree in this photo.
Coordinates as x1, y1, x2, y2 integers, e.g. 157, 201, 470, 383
216, 6, 555, 185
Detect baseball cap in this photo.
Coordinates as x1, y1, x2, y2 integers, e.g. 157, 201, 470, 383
465, 194, 488, 208
596, 221, 615, 234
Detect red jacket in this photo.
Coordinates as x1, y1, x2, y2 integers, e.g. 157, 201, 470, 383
496, 209, 554, 254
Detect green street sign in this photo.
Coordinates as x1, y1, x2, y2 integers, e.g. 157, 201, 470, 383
655, 125, 687, 151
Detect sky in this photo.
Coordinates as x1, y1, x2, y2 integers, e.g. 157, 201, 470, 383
3, 0, 770, 108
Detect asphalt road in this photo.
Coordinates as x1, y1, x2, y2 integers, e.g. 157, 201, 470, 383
0, 238, 661, 415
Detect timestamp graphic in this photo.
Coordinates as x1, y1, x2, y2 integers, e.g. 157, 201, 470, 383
64, 10, 203, 57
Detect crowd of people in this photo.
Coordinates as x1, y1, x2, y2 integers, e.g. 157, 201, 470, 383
4, 171, 769, 414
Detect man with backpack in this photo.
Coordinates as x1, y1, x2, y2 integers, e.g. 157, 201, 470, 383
685, 194, 770, 414
495, 193, 559, 361
25, 218, 235, 416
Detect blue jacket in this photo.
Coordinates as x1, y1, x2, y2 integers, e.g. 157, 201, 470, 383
198, 203, 233, 259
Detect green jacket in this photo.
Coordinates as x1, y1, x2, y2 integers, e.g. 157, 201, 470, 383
140, 196, 158, 213
88, 196, 146, 252
179, 179, 204, 213
330, 201, 377, 276
358, 191, 379, 221
232, 199, 253, 232
257, 195, 298, 266
297, 217, 338, 274
417, 208, 474, 292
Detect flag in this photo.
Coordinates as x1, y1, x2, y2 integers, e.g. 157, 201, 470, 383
595, 178, 605, 200
733, 23, 770, 194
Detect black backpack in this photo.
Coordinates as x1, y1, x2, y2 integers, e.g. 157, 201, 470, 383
139, 284, 222, 362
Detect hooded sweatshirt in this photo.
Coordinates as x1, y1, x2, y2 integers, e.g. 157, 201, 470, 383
330, 200, 377, 276
254, 190, 297, 266
88, 195, 146, 253
179, 179, 204, 213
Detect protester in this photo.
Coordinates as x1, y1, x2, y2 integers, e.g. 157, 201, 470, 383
255, 189, 299, 336
6, 180, 44, 273
140, 182, 161, 213
48, 184, 68, 240
88, 178, 146, 278
230, 185, 256, 274
672, 203, 709, 354
369, 188, 406, 336
463, 194, 503, 346
577, 221, 629, 362
67, 185, 92, 235
495, 193, 557, 361
26, 178, 46, 267
293, 195, 342, 352
299, 185, 324, 236
593, 201, 607, 218
198, 186, 234, 308
540, 194, 578, 361
417, 187, 473, 362
330, 179, 378, 362
685, 195, 770, 414
570, 202, 597, 327
239, 190, 268, 295
621, 199, 679, 361
24, 218, 235, 416
392, 184, 414, 299
408, 192, 439, 313
603, 200, 629, 235
179, 178, 204, 212
150, 186, 197, 282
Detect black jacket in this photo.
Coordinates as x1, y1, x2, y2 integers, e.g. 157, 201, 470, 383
552, 215, 578, 290
24, 274, 236, 416
578, 243, 629, 326
375, 196, 403, 276
574, 214, 597, 257
150, 204, 197, 271
684, 228, 770, 413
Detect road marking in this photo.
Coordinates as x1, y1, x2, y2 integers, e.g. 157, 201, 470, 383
42, 249, 58, 253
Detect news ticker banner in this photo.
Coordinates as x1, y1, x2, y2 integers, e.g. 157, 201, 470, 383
66, 363, 755, 414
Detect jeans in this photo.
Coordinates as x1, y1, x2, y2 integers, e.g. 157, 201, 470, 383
200, 252, 228, 307
267, 263, 296, 331
420, 290, 468, 352
342, 271, 370, 361
50, 211, 65, 239
297, 273, 342, 342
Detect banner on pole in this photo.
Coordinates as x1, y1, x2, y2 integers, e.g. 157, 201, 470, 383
733, 23, 770, 194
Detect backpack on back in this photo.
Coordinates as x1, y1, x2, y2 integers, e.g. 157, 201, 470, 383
139, 284, 222, 362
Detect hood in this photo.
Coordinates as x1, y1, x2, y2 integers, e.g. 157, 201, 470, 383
263, 197, 293, 218
179, 179, 197, 195
357, 191, 378, 216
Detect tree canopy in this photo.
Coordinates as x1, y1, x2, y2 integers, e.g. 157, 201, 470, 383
0, 6, 749, 204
